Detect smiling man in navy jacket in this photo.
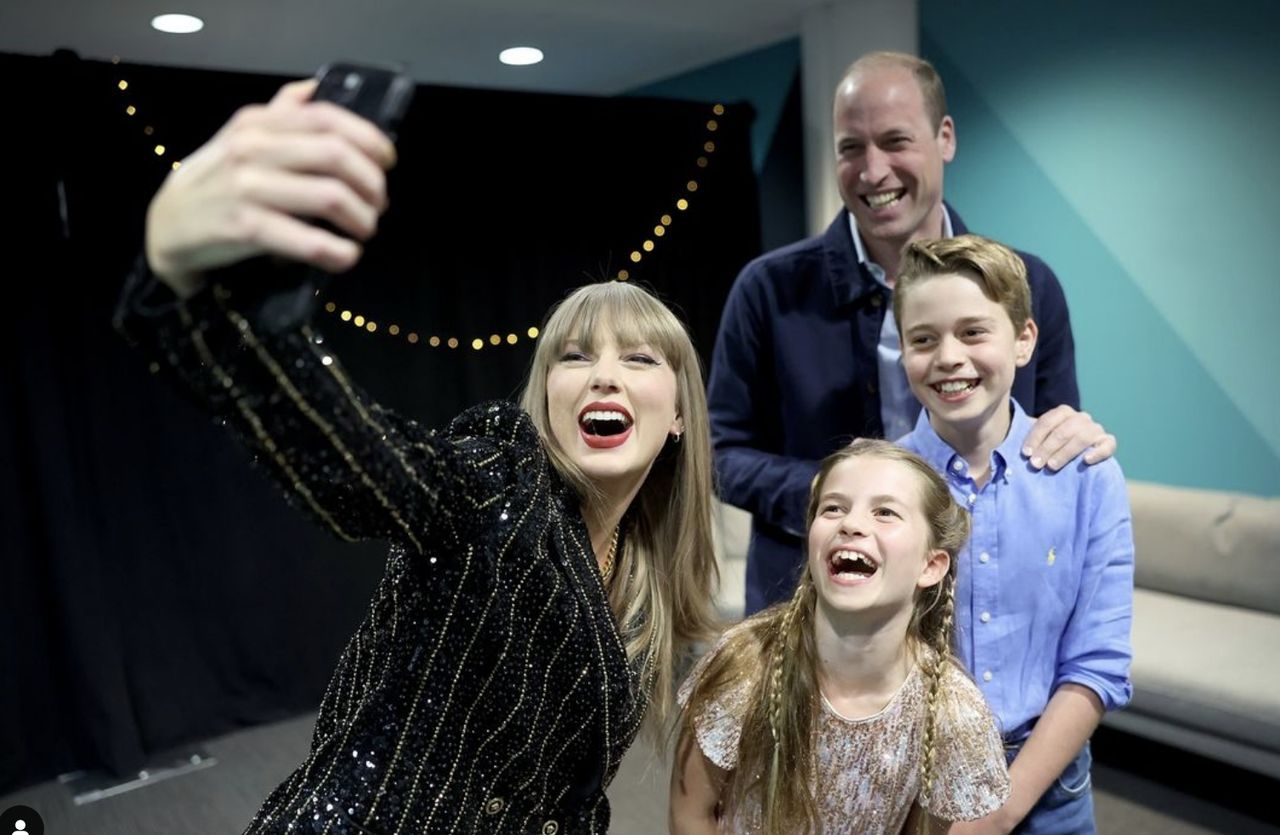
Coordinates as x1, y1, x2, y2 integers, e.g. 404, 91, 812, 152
709, 51, 1117, 614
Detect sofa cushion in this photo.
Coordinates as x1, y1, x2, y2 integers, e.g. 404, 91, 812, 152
1127, 588, 1280, 753
1129, 481, 1280, 615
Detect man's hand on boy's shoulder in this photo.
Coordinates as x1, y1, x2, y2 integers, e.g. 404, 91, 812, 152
1022, 405, 1117, 471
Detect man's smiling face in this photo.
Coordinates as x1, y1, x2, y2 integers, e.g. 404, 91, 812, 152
833, 66, 955, 255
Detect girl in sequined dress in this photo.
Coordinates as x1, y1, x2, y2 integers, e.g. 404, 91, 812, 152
119, 79, 722, 834
670, 440, 1010, 835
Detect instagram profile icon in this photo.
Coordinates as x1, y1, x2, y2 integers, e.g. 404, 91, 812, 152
0, 806, 44, 835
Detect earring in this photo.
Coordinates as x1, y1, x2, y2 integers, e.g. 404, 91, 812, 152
670, 432, 683, 444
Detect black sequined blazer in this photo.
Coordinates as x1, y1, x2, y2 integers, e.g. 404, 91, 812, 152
116, 268, 646, 835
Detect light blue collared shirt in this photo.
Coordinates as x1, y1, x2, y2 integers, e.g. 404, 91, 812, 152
848, 209, 954, 442
898, 401, 1134, 738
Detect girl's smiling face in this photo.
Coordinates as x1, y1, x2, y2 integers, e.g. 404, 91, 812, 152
807, 455, 948, 620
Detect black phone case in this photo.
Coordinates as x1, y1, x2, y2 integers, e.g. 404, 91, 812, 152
247, 63, 415, 333
312, 62, 415, 140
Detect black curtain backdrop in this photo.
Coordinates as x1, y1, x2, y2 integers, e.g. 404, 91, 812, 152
0, 51, 762, 793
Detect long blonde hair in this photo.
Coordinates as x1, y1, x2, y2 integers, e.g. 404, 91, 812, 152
682, 439, 969, 834
520, 281, 720, 727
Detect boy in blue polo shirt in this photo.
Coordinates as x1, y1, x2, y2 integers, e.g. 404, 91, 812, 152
894, 235, 1132, 835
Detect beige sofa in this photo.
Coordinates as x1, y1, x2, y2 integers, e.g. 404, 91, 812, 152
1106, 481, 1280, 778
712, 479, 1280, 778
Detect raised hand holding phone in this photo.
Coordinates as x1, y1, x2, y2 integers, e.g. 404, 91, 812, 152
143, 66, 410, 302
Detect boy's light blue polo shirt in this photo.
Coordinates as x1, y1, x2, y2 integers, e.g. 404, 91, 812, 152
898, 400, 1134, 738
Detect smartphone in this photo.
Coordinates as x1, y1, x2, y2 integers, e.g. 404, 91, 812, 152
248, 63, 415, 333
311, 62, 415, 140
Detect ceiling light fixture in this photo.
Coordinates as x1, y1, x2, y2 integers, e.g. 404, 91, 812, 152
499, 47, 544, 66
151, 14, 205, 34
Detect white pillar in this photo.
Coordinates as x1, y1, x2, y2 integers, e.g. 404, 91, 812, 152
800, 0, 918, 235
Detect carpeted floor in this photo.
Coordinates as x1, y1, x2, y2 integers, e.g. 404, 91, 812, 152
2, 712, 1276, 834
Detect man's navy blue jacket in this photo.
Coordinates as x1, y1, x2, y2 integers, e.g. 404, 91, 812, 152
707, 208, 1080, 613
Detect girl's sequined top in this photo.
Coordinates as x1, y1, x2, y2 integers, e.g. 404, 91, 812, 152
116, 268, 646, 835
678, 628, 1010, 834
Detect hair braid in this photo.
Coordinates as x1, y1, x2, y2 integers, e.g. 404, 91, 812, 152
916, 574, 957, 833
764, 578, 809, 832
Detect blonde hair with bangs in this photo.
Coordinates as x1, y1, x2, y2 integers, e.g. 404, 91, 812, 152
520, 281, 720, 729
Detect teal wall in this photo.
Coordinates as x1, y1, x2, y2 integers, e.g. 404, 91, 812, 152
628, 39, 800, 174
922, 0, 1280, 495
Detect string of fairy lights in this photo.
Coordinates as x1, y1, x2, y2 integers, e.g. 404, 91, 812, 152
111, 59, 183, 172
112, 64, 724, 353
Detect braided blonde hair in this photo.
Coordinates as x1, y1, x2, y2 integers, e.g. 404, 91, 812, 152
914, 572, 959, 832
681, 439, 969, 835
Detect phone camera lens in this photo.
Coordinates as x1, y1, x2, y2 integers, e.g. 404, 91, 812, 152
342, 72, 362, 91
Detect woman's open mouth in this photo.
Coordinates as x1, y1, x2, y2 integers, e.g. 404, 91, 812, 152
578, 404, 634, 449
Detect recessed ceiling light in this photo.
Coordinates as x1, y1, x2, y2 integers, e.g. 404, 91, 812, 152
151, 14, 205, 34
499, 47, 544, 67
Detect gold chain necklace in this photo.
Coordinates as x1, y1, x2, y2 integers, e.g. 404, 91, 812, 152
599, 525, 620, 585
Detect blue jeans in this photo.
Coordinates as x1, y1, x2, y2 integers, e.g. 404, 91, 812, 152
1003, 739, 1095, 835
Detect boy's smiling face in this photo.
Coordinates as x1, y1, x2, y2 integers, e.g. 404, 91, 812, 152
899, 273, 1037, 440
